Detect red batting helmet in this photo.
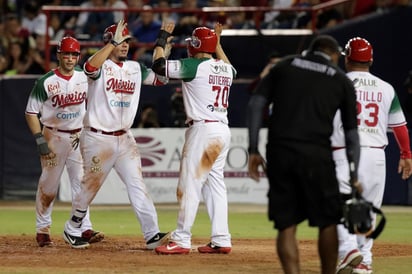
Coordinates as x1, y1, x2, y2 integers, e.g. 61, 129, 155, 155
57, 36, 80, 53
103, 24, 132, 44
343, 37, 373, 62
185, 27, 217, 57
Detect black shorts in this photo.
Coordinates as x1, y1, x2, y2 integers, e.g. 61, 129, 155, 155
266, 144, 343, 230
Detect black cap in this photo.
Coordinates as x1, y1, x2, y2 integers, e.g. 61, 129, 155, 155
307, 35, 342, 54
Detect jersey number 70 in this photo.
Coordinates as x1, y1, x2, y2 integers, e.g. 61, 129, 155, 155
212, 85, 229, 108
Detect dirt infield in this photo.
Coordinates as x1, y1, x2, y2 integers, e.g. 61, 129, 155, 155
0, 235, 411, 274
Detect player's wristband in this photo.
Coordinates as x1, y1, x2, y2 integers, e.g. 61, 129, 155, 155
111, 40, 119, 47
154, 30, 171, 49
34, 133, 51, 155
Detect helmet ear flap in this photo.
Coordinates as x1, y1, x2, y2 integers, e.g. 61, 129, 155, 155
103, 32, 113, 44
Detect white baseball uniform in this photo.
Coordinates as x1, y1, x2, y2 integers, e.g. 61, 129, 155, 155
164, 57, 236, 248
331, 71, 407, 265
25, 67, 94, 235
64, 59, 166, 241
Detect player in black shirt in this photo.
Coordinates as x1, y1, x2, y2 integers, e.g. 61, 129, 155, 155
247, 35, 361, 274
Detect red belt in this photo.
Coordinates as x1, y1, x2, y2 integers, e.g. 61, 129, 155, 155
90, 127, 126, 136
187, 120, 219, 126
46, 126, 81, 134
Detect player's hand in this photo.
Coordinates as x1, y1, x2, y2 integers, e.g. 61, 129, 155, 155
351, 180, 363, 195
161, 21, 175, 34
214, 22, 223, 44
248, 153, 266, 182
398, 158, 412, 180
155, 21, 174, 49
164, 36, 174, 58
112, 19, 128, 46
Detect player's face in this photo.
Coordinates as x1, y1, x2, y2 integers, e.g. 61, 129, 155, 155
57, 52, 80, 74
111, 39, 130, 62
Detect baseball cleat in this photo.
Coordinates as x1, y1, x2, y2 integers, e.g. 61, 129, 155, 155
81, 229, 105, 244
197, 242, 231, 254
155, 242, 190, 255
336, 249, 363, 274
352, 263, 372, 274
36, 233, 53, 247
146, 232, 170, 250
63, 230, 90, 249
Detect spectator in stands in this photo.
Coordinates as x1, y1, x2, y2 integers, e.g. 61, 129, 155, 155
263, 0, 293, 24
127, 0, 145, 29
131, 5, 161, 66
4, 41, 31, 75
3, 13, 30, 53
75, 0, 115, 41
26, 28, 57, 74
108, 0, 128, 23
204, 0, 228, 29
155, 0, 179, 23
226, 10, 255, 29
172, 0, 201, 58
173, 0, 200, 39
240, 0, 268, 28
21, 1, 53, 38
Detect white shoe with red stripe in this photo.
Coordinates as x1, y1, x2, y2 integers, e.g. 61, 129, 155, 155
352, 263, 372, 274
336, 249, 363, 274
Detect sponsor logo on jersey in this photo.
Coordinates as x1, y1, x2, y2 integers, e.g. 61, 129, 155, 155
47, 82, 61, 95
106, 78, 136, 94
56, 111, 81, 119
135, 136, 166, 167
210, 64, 228, 74
110, 100, 131, 107
206, 105, 227, 113
51, 91, 86, 108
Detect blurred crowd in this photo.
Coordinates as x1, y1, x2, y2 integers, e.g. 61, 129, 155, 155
0, 0, 411, 75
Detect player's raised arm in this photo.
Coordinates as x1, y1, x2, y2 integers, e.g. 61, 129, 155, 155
86, 19, 131, 70
214, 23, 230, 65
152, 21, 175, 76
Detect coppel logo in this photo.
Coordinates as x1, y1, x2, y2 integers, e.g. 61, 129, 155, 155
134, 136, 166, 166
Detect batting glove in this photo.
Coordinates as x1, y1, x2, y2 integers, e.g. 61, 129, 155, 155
111, 19, 128, 47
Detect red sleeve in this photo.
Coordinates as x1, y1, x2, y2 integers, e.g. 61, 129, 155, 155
392, 125, 412, 159
84, 61, 99, 73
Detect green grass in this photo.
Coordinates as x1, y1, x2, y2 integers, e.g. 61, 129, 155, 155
0, 202, 411, 244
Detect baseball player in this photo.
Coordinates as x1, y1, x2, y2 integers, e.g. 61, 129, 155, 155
62, 20, 170, 249
152, 21, 236, 255
332, 37, 412, 274
25, 36, 103, 247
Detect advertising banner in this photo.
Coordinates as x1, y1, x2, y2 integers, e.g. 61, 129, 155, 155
59, 128, 269, 204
